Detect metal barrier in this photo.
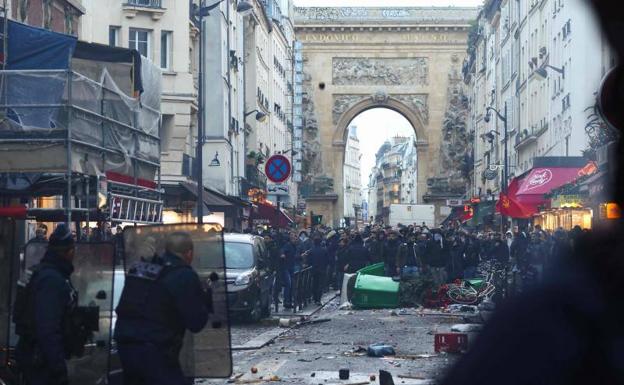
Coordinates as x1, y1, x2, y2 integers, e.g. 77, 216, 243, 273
292, 267, 313, 312
272, 265, 334, 314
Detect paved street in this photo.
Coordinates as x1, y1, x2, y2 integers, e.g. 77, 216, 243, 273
203, 296, 465, 385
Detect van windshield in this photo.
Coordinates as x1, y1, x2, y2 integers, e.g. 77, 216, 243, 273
223, 242, 254, 269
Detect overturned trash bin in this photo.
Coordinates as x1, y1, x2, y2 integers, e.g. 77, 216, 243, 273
357, 262, 386, 277
352, 274, 400, 309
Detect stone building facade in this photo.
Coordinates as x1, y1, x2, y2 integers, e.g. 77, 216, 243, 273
10, 0, 84, 36
343, 125, 362, 225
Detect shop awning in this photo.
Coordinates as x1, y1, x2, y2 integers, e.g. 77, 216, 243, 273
497, 164, 590, 218
180, 182, 233, 208
251, 201, 294, 228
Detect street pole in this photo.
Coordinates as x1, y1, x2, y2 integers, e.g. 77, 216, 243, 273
197, 1, 205, 225
502, 102, 508, 232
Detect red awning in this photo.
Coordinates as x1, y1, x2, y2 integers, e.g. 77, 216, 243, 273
251, 202, 294, 228
497, 165, 588, 218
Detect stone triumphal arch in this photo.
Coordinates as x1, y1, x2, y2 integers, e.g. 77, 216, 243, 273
295, 7, 478, 226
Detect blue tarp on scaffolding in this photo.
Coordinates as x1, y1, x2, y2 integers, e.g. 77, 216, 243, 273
0, 19, 143, 93
0, 18, 77, 70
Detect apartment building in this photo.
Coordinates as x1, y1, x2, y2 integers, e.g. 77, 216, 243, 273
367, 136, 418, 224
466, 0, 613, 197
8, 0, 84, 35
243, 0, 297, 209
343, 125, 362, 226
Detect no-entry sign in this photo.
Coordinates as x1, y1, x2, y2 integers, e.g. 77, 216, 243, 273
265, 155, 291, 183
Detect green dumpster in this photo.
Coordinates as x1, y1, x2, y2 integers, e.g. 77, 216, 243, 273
352, 274, 400, 309
356, 262, 386, 277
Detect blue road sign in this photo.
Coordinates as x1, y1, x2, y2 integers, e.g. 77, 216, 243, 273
265, 155, 291, 184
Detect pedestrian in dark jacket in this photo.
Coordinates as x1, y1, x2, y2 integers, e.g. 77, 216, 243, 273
278, 232, 298, 309
426, 232, 448, 285
345, 234, 370, 274
308, 235, 329, 305
463, 235, 480, 279
447, 234, 466, 282
383, 231, 403, 277
368, 231, 385, 264
335, 237, 350, 288
15, 225, 77, 385
491, 237, 510, 265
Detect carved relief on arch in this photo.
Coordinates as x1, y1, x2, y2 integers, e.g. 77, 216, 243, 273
332, 94, 369, 125
394, 94, 429, 125
332, 57, 429, 86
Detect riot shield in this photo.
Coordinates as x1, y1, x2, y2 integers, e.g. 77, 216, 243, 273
0, 219, 18, 369
123, 223, 232, 378
22, 241, 116, 385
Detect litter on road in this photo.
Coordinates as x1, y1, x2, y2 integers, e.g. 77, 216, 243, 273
379, 370, 395, 385
450, 323, 483, 333
295, 318, 332, 328
367, 343, 396, 357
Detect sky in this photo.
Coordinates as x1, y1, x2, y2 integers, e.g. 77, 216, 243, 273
293, 0, 483, 6
350, 108, 415, 189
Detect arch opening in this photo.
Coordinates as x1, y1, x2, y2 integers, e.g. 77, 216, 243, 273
341, 107, 419, 227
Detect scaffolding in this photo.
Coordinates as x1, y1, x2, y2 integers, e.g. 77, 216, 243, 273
0, 21, 163, 224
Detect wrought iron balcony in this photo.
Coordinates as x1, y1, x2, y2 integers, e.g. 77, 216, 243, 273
245, 165, 268, 191
123, 0, 164, 19
514, 127, 538, 149
125, 0, 162, 7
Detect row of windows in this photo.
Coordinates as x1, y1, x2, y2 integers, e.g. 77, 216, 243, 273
273, 56, 286, 79
562, 20, 572, 39
109, 26, 172, 70
552, 0, 565, 16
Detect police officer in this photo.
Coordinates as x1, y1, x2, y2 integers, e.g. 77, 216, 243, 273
114, 231, 210, 385
15, 224, 77, 385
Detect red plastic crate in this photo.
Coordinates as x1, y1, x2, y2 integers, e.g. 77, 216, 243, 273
434, 333, 468, 353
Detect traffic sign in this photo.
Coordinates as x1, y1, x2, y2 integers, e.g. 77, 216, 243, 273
267, 183, 290, 196
265, 155, 291, 183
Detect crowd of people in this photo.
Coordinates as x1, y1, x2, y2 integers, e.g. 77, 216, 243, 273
253, 221, 590, 308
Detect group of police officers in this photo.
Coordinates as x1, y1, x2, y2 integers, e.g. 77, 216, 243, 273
13, 224, 210, 385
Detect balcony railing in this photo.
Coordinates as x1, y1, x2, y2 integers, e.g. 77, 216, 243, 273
123, 0, 164, 19
515, 127, 538, 149
124, 0, 162, 8
245, 165, 268, 191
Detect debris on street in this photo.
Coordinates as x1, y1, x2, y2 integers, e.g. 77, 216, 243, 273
379, 370, 396, 385
367, 343, 396, 357
451, 323, 483, 333
295, 318, 332, 328
434, 333, 469, 353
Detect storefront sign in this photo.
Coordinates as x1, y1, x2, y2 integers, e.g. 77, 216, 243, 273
446, 199, 467, 207
524, 169, 553, 191
551, 194, 585, 209
599, 202, 622, 220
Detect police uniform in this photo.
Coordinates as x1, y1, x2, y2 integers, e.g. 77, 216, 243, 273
114, 251, 209, 385
14, 225, 77, 385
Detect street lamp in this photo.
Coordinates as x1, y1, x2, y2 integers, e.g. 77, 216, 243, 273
484, 102, 508, 231
280, 149, 298, 156
534, 64, 565, 80
244, 109, 268, 123
196, 0, 252, 224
